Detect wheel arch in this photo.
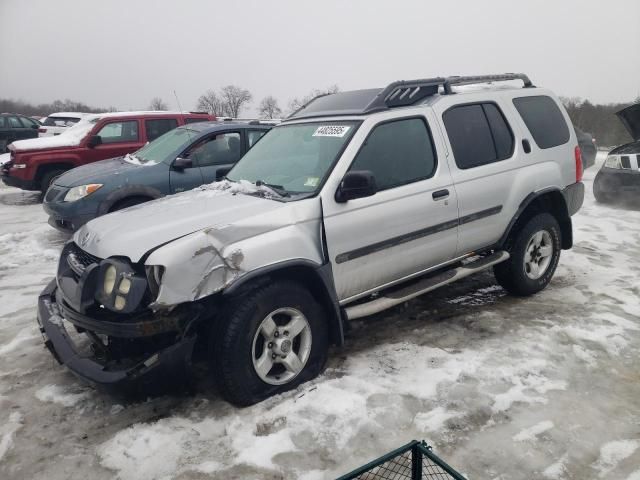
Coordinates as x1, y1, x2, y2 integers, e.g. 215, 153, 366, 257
35, 162, 75, 185
499, 188, 572, 250
223, 260, 345, 346
98, 185, 164, 215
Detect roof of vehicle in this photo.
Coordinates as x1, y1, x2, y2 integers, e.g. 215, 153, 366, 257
287, 73, 534, 121
46, 112, 89, 118
183, 121, 272, 132
83, 111, 212, 122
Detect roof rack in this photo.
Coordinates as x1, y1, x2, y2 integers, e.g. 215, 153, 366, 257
364, 73, 533, 113
286, 73, 534, 120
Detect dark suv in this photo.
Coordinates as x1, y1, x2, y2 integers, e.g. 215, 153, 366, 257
43, 122, 271, 232
0, 113, 40, 152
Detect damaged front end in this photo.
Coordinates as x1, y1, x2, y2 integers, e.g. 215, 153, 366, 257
37, 242, 211, 394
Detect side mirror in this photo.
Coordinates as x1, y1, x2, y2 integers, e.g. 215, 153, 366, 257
216, 166, 232, 180
172, 157, 193, 171
335, 170, 377, 203
87, 135, 102, 148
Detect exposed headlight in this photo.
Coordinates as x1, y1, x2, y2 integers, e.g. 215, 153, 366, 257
96, 260, 147, 313
103, 265, 117, 295
604, 156, 621, 169
64, 184, 103, 202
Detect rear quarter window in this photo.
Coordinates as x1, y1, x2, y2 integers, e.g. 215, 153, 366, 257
513, 95, 570, 149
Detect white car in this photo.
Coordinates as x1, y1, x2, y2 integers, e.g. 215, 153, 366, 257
38, 112, 88, 137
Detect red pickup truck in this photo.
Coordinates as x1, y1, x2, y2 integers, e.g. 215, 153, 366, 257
1, 111, 214, 193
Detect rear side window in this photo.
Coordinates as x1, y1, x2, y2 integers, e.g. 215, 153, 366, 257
443, 103, 514, 169
0, 117, 6, 128
145, 119, 178, 141
513, 95, 569, 149
349, 117, 436, 191
19, 117, 38, 128
8, 116, 22, 128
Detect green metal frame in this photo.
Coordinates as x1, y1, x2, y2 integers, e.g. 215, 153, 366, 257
336, 440, 467, 480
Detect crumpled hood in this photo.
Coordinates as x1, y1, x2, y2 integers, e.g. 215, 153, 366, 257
54, 157, 140, 187
617, 103, 640, 141
73, 182, 294, 262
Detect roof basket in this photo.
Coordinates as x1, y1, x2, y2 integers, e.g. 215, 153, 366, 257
364, 73, 533, 113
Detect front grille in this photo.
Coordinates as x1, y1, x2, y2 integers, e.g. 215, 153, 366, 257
63, 242, 101, 272
45, 186, 66, 202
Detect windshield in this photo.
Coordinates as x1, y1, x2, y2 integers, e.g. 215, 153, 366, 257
227, 121, 358, 196
129, 127, 196, 165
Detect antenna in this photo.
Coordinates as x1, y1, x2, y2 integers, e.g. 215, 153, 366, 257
173, 90, 194, 142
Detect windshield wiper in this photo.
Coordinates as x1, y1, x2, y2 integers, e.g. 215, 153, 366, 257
255, 180, 290, 197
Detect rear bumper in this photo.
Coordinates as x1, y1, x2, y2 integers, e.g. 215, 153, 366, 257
594, 168, 640, 196
37, 279, 197, 395
563, 181, 584, 216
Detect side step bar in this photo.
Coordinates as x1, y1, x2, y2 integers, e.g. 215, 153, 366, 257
344, 251, 510, 320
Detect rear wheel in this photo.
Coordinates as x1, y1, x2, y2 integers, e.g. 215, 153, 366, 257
494, 213, 561, 296
212, 281, 328, 406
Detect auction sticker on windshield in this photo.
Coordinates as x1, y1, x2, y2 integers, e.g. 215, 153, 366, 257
312, 125, 351, 137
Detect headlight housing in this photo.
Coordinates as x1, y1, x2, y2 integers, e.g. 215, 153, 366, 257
64, 184, 103, 202
96, 259, 147, 313
604, 155, 621, 169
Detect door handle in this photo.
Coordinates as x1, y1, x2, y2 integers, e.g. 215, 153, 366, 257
432, 189, 449, 200
522, 139, 531, 154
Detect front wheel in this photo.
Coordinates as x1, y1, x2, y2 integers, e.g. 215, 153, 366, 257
212, 281, 328, 406
493, 213, 561, 296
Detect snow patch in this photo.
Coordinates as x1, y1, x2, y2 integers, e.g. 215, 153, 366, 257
414, 407, 460, 433
513, 420, 554, 442
542, 453, 568, 479
593, 439, 640, 477
0, 412, 23, 462
35, 385, 90, 407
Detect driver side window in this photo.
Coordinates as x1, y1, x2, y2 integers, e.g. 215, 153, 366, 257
349, 117, 437, 191
187, 132, 241, 167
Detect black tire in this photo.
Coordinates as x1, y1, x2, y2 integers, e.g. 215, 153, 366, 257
212, 281, 329, 406
109, 196, 150, 212
39, 169, 66, 199
493, 213, 561, 296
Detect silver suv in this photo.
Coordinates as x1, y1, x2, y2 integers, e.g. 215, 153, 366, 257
37, 74, 584, 405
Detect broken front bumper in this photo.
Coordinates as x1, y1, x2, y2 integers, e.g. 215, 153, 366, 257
36, 279, 197, 395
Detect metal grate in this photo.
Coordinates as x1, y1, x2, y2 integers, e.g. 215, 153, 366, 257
64, 242, 101, 268
337, 441, 466, 480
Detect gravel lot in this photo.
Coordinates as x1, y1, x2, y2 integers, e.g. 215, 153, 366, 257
1, 152, 639, 480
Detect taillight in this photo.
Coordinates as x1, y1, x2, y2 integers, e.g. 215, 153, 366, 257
574, 146, 583, 183
38, 128, 46, 133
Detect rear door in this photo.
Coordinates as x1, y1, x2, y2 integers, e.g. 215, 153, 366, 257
322, 112, 459, 302
7, 115, 31, 142
438, 101, 519, 255
18, 116, 39, 140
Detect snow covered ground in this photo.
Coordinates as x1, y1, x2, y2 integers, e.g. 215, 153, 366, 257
0, 151, 639, 480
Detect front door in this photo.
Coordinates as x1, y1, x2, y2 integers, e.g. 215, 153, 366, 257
192, 131, 242, 184
87, 119, 144, 165
322, 113, 459, 302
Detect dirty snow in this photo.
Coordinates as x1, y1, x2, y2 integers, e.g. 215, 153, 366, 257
1, 152, 640, 479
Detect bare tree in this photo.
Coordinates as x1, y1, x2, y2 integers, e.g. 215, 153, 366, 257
220, 85, 252, 118
288, 85, 340, 115
258, 96, 282, 119
148, 97, 168, 110
196, 90, 226, 116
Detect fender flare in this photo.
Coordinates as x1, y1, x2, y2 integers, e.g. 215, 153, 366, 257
498, 187, 573, 250
223, 259, 346, 346
97, 185, 164, 215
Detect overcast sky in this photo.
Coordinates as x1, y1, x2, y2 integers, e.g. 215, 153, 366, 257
1, 0, 638, 115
